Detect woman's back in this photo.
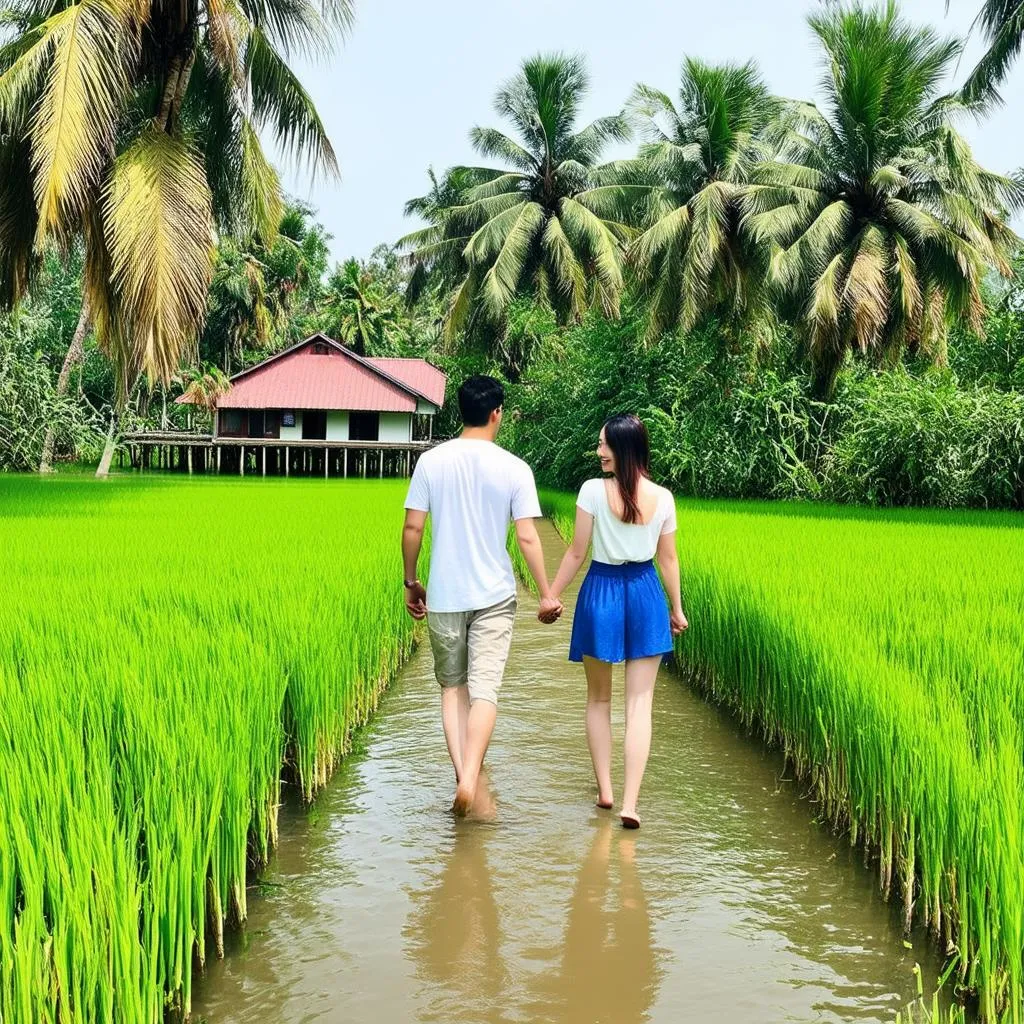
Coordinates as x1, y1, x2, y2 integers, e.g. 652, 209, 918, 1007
577, 477, 676, 565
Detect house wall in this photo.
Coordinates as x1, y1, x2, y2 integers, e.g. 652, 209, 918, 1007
280, 411, 303, 441
221, 409, 415, 442
380, 413, 412, 442
415, 399, 438, 415
326, 411, 349, 441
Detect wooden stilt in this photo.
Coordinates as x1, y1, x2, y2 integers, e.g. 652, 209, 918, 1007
379, 450, 384, 478
216, 447, 221, 474
187, 447, 193, 475
240, 446, 245, 477
343, 449, 348, 478
362, 449, 367, 478
262, 447, 266, 477
285, 446, 289, 477
324, 447, 329, 479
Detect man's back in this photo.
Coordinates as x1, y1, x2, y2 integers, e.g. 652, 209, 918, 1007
405, 438, 541, 613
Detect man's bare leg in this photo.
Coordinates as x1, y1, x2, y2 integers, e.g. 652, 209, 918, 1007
441, 684, 470, 781
452, 699, 497, 816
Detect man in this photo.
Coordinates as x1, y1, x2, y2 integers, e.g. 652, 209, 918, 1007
402, 375, 563, 816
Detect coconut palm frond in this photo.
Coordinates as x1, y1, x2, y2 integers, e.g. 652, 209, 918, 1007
103, 128, 213, 390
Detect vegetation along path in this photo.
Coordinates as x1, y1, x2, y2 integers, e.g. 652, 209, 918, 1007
191, 520, 944, 1024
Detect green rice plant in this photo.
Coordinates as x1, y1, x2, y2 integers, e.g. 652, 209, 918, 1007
541, 489, 1024, 1021
0, 477, 419, 1022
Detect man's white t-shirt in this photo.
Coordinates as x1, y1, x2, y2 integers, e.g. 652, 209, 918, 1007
404, 438, 542, 613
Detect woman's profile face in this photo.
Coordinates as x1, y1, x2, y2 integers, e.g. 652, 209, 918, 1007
597, 427, 615, 475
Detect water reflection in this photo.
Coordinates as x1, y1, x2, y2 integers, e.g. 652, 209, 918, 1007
536, 818, 660, 1024
405, 776, 512, 1024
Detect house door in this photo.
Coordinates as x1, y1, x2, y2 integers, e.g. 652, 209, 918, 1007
349, 412, 379, 441
302, 410, 327, 440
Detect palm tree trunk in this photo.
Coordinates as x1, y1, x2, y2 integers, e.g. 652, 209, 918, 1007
156, 57, 183, 128
95, 410, 120, 478
39, 297, 92, 473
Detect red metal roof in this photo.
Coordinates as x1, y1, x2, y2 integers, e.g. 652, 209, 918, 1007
178, 337, 446, 412
366, 358, 447, 408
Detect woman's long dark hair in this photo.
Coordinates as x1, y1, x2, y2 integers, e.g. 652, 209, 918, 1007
603, 414, 650, 524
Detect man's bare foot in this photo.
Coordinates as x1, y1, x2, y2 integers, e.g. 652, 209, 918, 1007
451, 784, 474, 817
470, 784, 497, 821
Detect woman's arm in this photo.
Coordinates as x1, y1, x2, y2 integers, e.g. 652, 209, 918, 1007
656, 530, 688, 635
548, 505, 594, 602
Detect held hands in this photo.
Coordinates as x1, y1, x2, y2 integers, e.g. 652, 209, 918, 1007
670, 608, 689, 636
404, 581, 428, 620
537, 595, 563, 625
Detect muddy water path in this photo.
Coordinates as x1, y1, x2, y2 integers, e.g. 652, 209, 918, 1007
192, 521, 948, 1024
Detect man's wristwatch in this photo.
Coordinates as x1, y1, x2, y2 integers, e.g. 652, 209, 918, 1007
403, 579, 420, 589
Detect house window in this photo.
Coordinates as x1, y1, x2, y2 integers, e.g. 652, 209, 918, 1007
220, 409, 245, 436
282, 411, 295, 427
302, 410, 327, 440
312, 341, 330, 354
349, 412, 379, 441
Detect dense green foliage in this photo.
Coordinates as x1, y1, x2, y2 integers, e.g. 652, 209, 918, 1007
0, 250, 106, 470
542, 489, 1024, 1021
0, 319, 103, 471
0, 478, 418, 1021
502, 305, 1024, 509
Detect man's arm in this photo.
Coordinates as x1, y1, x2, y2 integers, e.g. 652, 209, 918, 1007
402, 509, 428, 619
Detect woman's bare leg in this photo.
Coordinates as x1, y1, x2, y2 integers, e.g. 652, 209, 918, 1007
622, 656, 660, 819
582, 656, 614, 806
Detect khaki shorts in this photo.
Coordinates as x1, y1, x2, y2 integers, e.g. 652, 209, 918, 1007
427, 595, 517, 706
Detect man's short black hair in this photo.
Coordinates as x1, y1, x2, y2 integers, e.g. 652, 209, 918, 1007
458, 375, 504, 427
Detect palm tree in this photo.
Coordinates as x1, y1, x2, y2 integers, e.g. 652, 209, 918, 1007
960, 0, 1024, 103
321, 259, 400, 355
207, 240, 274, 373
400, 166, 493, 307
742, 2, 1021, 395
402, 53, 632, 342
588, 59, 781, 344
179, 365, 230, 430
0, 0, 346, 426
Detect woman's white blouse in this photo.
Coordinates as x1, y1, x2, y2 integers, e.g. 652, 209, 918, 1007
576, 478, 677, 565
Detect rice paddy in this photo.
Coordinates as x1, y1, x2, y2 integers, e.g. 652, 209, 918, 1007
542, 490, 1024, 1021
4, 477, 1023, 1022
0, 476, 418, 1022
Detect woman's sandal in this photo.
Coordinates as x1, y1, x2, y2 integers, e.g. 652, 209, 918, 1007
620, 812, 641, 830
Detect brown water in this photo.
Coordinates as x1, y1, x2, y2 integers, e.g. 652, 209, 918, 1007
191, 522, 945, 1024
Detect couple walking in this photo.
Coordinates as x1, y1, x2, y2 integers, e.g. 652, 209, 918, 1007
401, 375, 688, 829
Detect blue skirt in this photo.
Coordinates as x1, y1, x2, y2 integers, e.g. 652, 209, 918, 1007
568, 559, 673, 664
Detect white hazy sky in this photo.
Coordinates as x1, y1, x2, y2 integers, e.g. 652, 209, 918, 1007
277, 0, 1024, 264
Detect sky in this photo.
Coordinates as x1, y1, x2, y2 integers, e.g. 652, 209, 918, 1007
277, 0, 1024, 265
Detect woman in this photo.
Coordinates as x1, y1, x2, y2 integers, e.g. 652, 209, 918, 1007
543, 414, 687, 829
